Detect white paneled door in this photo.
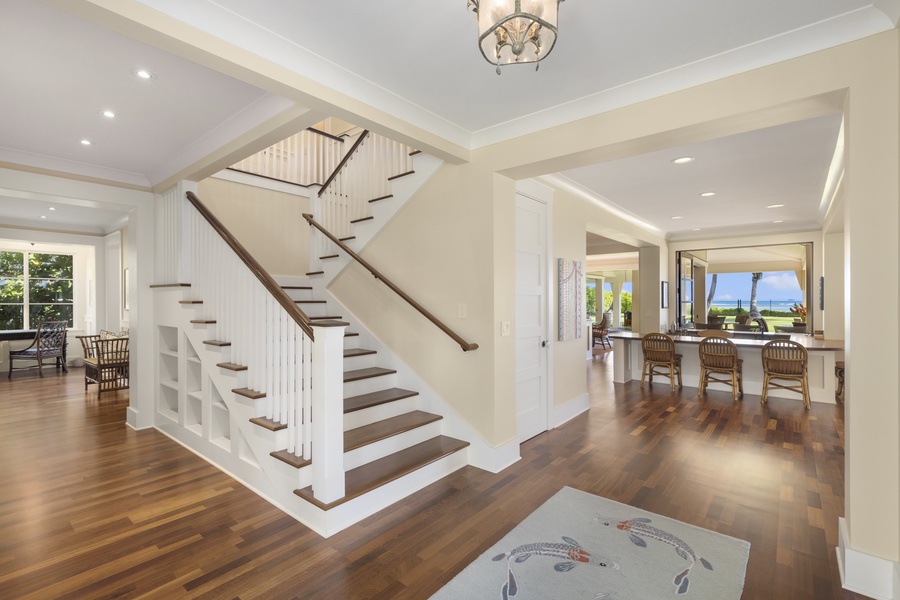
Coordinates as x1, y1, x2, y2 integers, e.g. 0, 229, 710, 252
515, 193, 549, 443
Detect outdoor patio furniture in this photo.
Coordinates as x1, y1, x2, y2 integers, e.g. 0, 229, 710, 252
698, 336, 743, 399
592, 315, 611, 349
640, 333, 682, 391
8, 320, 68, 378
761, 339, 810, 409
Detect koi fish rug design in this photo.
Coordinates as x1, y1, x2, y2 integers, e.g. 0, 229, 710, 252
595, 516, 714, 594
429, 487, 749, 600
491, 536, 618, 600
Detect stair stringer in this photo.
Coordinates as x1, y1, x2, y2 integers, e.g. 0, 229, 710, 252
318, 287, 521, 474
151, 288, 333, 536
308, 152, 443, 286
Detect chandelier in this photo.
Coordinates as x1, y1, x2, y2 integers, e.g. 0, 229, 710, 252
468, 0, 563, 74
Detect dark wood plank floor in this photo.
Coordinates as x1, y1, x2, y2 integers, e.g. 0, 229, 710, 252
0, 353, 864, 599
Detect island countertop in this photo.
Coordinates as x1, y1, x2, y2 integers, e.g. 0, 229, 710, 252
609, 331, 844, 351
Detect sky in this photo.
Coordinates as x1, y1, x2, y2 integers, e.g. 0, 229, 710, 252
706, 271, 802, 302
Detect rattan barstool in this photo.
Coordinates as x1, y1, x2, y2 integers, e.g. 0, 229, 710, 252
761, 339, 810, 409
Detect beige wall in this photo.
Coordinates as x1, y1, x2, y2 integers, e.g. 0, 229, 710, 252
329, 163, 516, 446
197, 177, 310, 277
550, 185, 667, 406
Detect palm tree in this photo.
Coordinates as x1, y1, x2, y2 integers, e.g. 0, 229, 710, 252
749, 272, 763, 317
706, 273, 717, 308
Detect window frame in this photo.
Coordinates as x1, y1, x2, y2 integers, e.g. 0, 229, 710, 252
0, 251, 75, 330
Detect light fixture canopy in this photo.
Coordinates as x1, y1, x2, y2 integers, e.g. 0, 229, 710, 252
468, 0, 563, 74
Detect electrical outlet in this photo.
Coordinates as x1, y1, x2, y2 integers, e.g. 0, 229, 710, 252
501, 321, 511, 336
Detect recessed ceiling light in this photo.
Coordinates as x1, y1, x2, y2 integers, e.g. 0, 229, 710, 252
131, 68, 156, 80
79, 139, 92, 146
699, 191, 716, 197
773, 220, 784, 223
767, 204, 784, 209
49, 207, 56, 211
672, 157, 694, 164
692, 228, 702, 231
671, 216, 684, 220
100, 109, 116, 119
40, 215, 47, 219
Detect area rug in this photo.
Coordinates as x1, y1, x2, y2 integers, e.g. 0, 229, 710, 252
431, 487, 750, 600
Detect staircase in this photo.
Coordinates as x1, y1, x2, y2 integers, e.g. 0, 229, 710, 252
152, 136, 474, 536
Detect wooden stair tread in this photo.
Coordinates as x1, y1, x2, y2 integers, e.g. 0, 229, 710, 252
217, 362, 247, 372
306, 271, 324, 276
179, 300, 202, 304
310, 315, 342, 320
338, 236, 356, 242
150, 283, 191, 288
190, 319, 216, 324
319, 254, 339, 260
344, 388, 419, 413
387, 170, 414, 181
344, 410, 441, 452
344, 367, 395, 382
203, 340, 231, 347
295, 300, 326, 304
350, 216, 374, 224
281, 285, 312, 290
344, 331, 360, 338
294, 436, 469, 510
271, 449, 311, 469
233, 388, 265, 400
250, 416, 286, 431
343, 348, 376, 358
367, 194, 393, 203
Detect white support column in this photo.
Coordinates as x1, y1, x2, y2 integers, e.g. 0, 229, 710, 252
611, 281, 623, 328
311, 322, 348, 504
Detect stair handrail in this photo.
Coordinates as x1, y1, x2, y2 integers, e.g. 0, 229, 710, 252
302, 213, 479, 352
318, 130, 370, 197
186, 191, 315, 340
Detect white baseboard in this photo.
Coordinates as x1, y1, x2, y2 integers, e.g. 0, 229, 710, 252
553, 392, 590, 428
838, 517, 897, 599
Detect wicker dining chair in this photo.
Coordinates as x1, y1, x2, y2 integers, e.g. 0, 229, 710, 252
640, 333, 682, 391
698, 337, 743, 400
699, 329, 733, 338
761, 339, 810, 409
835, 360, 845, 404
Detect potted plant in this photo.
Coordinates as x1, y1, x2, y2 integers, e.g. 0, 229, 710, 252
790, 302, 807, 326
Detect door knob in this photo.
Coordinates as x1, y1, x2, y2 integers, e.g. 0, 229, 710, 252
541, 340, 548, 348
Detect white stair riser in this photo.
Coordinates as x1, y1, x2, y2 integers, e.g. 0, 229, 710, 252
342, 353, 379, 370
319, 448, 468, 537
342, 373, 397, 397
343, 420, 442, 470
343, 396, 418, 430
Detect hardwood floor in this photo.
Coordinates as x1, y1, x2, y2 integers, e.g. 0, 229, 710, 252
0, 354, 864, 599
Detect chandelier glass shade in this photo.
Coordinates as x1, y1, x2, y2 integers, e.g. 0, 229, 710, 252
468, 0, 562, 73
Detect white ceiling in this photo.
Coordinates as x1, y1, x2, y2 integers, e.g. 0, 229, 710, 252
0, 0, 896, 237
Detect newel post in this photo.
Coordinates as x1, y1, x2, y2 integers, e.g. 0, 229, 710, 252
311, 321, 348, 503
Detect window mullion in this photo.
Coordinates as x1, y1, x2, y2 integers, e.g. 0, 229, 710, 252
23, 252, 30, 329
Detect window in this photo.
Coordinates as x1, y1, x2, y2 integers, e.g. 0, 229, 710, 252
0, 251, 74, 330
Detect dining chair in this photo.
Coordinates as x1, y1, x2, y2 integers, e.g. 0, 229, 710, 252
698, 336, 743, 400
8, 320, 68, 378
640, 333, 682, 391
761, 339, 810, 409
835, 360, 845, 404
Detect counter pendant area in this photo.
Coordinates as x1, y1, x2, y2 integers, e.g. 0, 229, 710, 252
609, 331, 844, 405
